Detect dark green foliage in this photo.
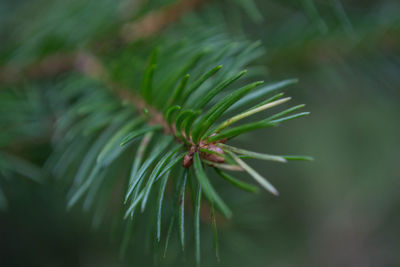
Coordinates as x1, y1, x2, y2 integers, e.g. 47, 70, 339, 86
0, 0, 312, 263
1, 0, 399, 266
37, 33, 309, 259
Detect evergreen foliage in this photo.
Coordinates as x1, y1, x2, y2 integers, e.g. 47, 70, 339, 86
0, 0, 314, 264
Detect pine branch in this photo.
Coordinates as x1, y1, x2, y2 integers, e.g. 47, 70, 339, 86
0, 1, 313, 263
42, 38, 311, 261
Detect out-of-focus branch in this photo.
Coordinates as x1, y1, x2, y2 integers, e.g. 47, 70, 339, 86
0, 52, 78, 84
0, 0, 209, 84
120, 0, 206, 43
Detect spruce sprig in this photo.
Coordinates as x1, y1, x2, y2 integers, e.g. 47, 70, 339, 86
43, 32, 312, 263
0, 3, 312, 262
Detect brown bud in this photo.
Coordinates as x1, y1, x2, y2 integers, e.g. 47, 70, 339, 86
183, 153, 193, 168
200, 144, 225, 163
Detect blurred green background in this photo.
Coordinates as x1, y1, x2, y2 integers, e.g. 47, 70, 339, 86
1, 0, 399, 266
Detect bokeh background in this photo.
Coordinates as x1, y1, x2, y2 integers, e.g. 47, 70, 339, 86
1, 0, 399, 266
